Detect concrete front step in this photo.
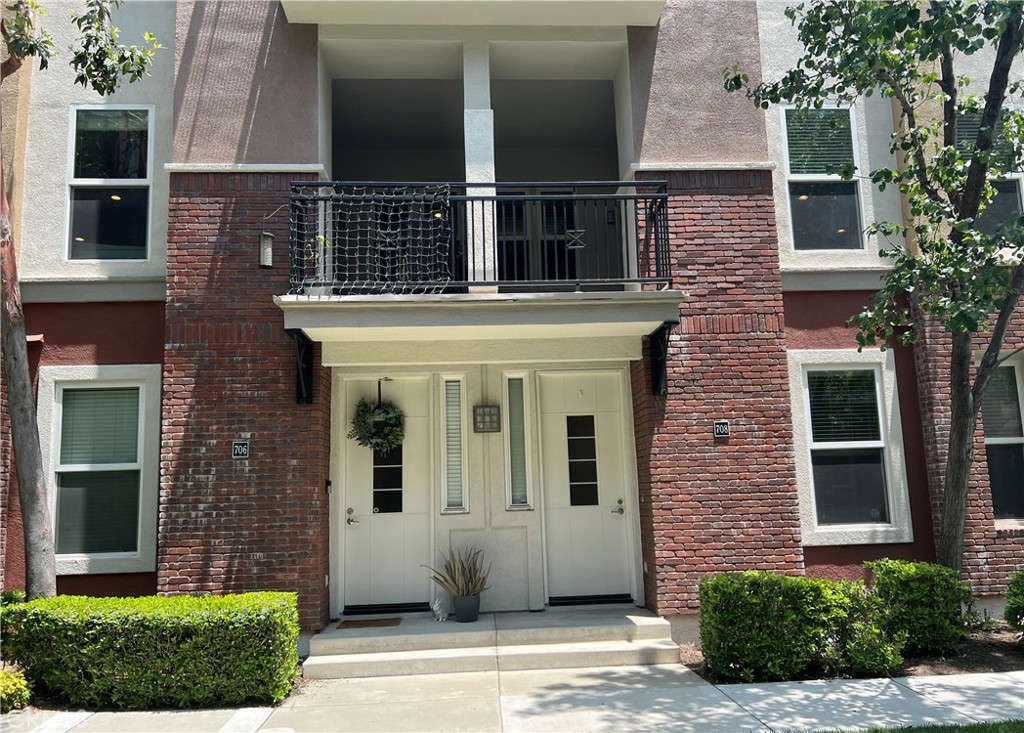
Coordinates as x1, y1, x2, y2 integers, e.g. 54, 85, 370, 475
302, 639, 681, 679
309, 609, 672, 656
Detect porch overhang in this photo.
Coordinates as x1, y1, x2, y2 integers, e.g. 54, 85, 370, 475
280, 1, 667, 27
275, 291, 681, 367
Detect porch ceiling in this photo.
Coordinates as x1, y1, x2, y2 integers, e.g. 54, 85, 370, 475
275, 291, 682, 366
281, 1, 667, 27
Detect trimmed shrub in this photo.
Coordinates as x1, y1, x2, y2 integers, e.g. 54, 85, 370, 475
1, 593, 298, 709
698, 571, 902, 683
0, 668, 32, 713
1005, 568, 1024, 631
0, 590, 25, 606
867, 559, 969, 656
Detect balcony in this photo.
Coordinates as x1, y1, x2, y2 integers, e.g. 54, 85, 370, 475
288, 182, 671, 297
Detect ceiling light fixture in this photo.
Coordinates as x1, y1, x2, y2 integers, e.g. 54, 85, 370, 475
798, 194, 810, 201
73, 236, 85, 242
110, 194, 122, 201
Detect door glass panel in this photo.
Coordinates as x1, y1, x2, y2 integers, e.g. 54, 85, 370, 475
567, 415, 598, 507
373, 446, 403, 513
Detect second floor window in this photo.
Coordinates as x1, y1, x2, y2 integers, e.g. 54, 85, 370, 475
784, 108, 863, 251
981, 365, 1024, 521
956, 112, 1022, 235
69, 108, 150, 260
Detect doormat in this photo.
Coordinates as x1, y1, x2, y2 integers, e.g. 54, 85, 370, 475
337, 617, 402, 630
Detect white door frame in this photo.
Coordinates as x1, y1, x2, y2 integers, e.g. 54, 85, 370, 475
329, 370, 437, 617
534, 366, 644, 606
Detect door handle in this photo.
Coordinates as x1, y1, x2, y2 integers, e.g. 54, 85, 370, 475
610, 507, 624, 515
347, 516, 360, 525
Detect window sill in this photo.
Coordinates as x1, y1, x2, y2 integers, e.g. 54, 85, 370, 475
802, 523, 914, 547
56, 552, 155, 576
994, 519, 1024, 537
506, 505, 534, 512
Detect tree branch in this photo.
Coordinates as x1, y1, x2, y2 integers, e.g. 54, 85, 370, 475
939, 38, 957, 150
877, 67, 942, 203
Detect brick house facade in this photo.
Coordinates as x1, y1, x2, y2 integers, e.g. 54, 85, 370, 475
1, 0, 1021, 632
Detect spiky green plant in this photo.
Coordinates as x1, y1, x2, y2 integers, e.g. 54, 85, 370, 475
423, 546, 491, 597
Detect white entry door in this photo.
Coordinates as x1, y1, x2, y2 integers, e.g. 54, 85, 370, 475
343, 377, 431, 610
540, 372, 633, 601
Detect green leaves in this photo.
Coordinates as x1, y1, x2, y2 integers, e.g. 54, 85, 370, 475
69, 0, 161, 96
2, 0, 161, 94
1, 593, 300, 709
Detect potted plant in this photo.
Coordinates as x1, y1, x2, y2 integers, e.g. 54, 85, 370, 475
424, 546, 491, 623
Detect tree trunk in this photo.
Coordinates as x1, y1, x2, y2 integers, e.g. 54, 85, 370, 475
935, 330, 977, 571
0, 98, 56, 599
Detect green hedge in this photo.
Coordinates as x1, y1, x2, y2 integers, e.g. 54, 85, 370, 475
1, 593, 298, 709
867, 559, 969, 656
1005, 568, 1024, 631
698, 571, 902, 683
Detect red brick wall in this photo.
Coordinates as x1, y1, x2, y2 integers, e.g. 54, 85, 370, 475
632, 170, 803, 615
162, 172, 331, 630
916, 315, 1024, 596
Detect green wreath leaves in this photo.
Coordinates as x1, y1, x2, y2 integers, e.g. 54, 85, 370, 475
347, 398, 405, 452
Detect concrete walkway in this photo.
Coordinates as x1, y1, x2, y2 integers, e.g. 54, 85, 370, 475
2, 666, 1022, 733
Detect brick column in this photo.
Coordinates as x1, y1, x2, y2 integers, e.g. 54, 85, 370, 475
162, 172, 331, 630
632, 169, 803, 615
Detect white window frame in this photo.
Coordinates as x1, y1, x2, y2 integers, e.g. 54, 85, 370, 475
982, 357, 1024, 529
503, 371, 533, 510
66, 104, 155, 263
38, 364, 160, 574
781, 104, 865, 252
788, 349, 913, 546
440, 374, 468, 514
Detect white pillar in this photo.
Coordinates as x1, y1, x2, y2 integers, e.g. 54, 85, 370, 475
463, 40, 497, 289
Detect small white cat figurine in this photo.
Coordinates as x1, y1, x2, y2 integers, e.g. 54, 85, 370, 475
432, 597, 447, 622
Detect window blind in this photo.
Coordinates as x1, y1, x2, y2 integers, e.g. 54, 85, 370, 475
956, 112, 1013, 163
60, 388, 140, 465
507, 378, 528, 506
56, 470, 140, 554
982, 366, 1023, 439
807, 370, 881, 443
786, 108, 854, 175
444, 380, 464, 510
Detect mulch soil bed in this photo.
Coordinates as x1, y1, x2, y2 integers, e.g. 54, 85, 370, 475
679, 621, 1024, 681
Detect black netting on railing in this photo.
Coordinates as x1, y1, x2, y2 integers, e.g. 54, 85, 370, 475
290, 184, 453, 295
288, 182, 671, 296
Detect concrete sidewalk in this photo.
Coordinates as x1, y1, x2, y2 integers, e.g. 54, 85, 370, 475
2, 666, 1022, 733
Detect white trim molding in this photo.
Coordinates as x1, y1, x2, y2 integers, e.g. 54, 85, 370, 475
37, 363, 161, 575
164, 163, 328, 179
788, 349, 913, 546
628, 161, 776, 173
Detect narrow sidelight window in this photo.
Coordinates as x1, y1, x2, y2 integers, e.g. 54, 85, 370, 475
443, 379, 466, 511
507, 377, 528, 507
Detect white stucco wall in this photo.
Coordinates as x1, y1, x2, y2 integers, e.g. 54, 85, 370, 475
757, 1, 904, 275
18, 0, 175, 295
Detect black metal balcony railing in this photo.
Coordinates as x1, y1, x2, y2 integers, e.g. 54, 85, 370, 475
288, 181, 671, 296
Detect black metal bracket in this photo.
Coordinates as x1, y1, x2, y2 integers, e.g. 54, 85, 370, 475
649, 321, 675, 397
285, 328, 315, 404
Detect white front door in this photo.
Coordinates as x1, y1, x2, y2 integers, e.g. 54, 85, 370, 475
539, 372, 633, 601
343, 377, 431, 610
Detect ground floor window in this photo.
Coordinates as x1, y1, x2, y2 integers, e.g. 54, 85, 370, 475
37, 364, 160, 574
787, 349, 913, 546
